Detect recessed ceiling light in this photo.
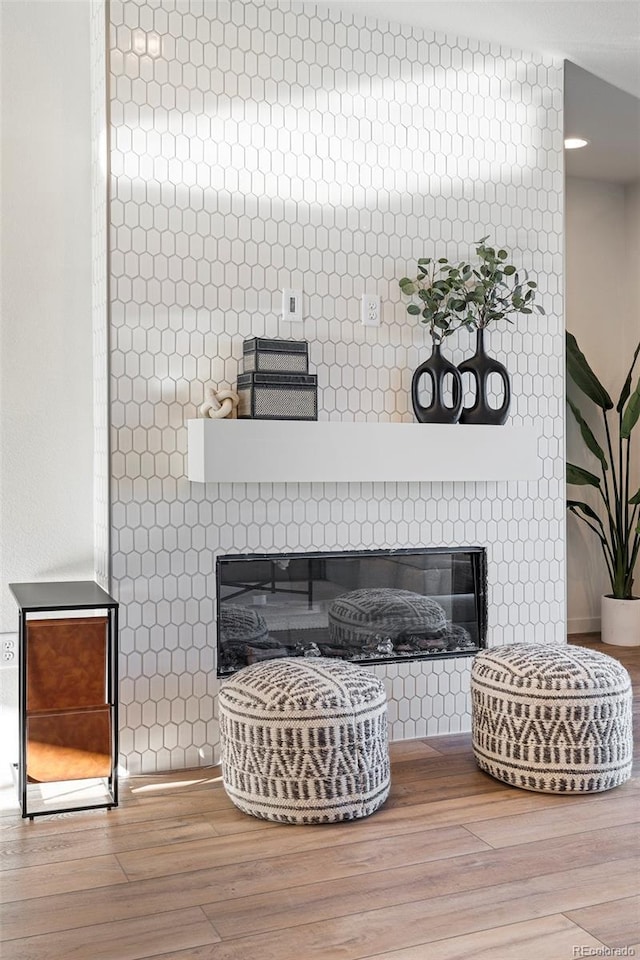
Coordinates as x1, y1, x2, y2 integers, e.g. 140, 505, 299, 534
564, 137, 590, 150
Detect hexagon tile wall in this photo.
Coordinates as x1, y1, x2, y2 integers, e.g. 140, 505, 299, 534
103, 0, 565, 773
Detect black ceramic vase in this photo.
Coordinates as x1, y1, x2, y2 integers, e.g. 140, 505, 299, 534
411, 342, 463, 424
458, 328, 511, 425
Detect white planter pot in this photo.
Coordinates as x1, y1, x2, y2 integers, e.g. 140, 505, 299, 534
601, 595, 640, 646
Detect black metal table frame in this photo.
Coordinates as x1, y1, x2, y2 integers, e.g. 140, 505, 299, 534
9, 581, 119, 820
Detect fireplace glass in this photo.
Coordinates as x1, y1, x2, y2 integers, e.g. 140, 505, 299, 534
216, 548, 486, 677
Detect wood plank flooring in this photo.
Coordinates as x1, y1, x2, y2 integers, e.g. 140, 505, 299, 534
1, 634, 638, 960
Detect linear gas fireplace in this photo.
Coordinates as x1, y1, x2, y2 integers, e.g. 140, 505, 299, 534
216, 547, 487, 677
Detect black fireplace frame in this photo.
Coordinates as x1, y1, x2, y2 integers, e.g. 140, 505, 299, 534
215, 546, 488, 678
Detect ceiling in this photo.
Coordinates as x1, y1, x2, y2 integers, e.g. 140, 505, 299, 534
565, 60, 640, 182
319, 0, 640, 183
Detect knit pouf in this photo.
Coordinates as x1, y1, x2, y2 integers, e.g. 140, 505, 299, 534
218, 657, 390, 823
471, 644, 633, 793
328, 588, 448, 647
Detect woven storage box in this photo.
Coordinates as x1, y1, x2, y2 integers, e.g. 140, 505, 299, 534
237, 371, 318, 420
242, 337, 309, 374
471, 643, 633, 793
218, 657, 390, 824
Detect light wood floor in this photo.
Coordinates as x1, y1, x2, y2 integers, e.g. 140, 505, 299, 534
1, 635, 638, 960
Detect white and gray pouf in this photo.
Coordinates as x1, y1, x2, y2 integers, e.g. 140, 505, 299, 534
219, 604, 268, 648
471, 643, 633, 793
218, 657, 390, 823
328, 588, 448, 647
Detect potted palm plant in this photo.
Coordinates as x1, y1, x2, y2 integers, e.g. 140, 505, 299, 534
566, 331, 640, 645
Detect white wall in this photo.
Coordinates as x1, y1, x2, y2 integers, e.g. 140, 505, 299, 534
625, 182, 640, 359
565, 176, 640, 632
624, 180, 640, 593
0, 0, 94, 634
105, 0, 564, 773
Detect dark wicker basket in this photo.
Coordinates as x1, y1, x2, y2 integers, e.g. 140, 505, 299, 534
237, 371, 318, 420
242, 338, 309, 374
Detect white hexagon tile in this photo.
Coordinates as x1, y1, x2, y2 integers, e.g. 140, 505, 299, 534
100, 0, 565, 773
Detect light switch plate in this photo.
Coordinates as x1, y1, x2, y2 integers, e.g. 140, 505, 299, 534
282, 288, 303, 323
361, 294, 380, 326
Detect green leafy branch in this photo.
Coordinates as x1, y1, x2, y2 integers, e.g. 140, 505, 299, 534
398, 239, 545, 339
398, 257, 464, 344
452, 238, 545, 331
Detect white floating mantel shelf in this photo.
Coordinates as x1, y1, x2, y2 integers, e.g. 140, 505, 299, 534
187, 419, 540, 484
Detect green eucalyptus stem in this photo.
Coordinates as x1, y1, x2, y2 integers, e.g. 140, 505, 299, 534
398, 239, 544, 347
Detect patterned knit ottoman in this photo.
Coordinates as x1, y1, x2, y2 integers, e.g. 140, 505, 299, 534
328, 588, 448, 647
218, 657, 390, 823
471, 644, 633, 793
219, 605, 268, 652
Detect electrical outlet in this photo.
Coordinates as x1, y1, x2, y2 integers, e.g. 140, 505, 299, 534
361, 294, 380, 326
1, 637, 16, 666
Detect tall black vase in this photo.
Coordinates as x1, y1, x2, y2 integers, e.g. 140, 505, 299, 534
458, 328, 511, 425
411, 342, 463, 424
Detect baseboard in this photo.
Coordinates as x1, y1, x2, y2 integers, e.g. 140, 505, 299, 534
567, 616, 601, 635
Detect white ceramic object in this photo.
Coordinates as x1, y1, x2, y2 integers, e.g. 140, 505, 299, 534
199, 385, 239, 420
601, 595, 640, 646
